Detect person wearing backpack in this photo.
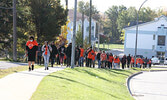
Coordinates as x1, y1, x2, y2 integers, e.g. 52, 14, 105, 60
42, 41, 52, 70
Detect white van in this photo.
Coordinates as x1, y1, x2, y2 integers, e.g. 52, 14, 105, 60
164, 57, 167, 65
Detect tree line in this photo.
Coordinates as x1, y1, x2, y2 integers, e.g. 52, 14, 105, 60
0, 0, 67, 56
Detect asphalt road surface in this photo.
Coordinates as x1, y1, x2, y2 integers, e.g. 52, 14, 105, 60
130, 71, 167, 100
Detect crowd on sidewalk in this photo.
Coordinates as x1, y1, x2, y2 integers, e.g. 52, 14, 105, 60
25, 36, 152, 71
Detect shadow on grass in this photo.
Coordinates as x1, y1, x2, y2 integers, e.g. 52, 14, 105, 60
48, 74, 122, 100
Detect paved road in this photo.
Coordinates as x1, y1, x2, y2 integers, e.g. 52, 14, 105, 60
130, 71, 167, 100
0, 67, 65, 100
0, 61, 27, 69
108, 49, 124, 57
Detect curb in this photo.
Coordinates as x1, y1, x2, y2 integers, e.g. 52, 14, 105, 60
127, 71, 143, 96
127, 70, 167, 97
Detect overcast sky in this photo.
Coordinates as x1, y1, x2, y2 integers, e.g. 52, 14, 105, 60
61, 0, 167, 12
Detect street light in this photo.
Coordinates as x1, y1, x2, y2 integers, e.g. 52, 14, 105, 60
134, 0, 148, 67
71, 0, 77, 68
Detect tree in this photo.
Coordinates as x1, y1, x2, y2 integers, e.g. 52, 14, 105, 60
78, 1, 100, 21
76, 25, 83, 46
28, 0, 67, 42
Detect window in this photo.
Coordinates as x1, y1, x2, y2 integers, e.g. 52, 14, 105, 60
158, 36, 165, 46
152, 45, 155, 50
153, 34, 155, 40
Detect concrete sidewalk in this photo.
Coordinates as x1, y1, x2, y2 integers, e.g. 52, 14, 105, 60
0, 67, 65, 100
130, 71, 167, 100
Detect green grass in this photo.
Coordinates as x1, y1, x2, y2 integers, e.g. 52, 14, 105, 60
95, 44, 124, 51
0, 65, 43, 79
31, 67, 139, 100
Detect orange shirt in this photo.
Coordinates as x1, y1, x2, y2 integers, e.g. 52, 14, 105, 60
26, 40, 38, 49
114, 58, 120, 63
100, 53, 107, 61
91, 51, 96, 61
108, 56, 114, 63
80, 48, 84, 57
131, 57, 134, 63
87, 49, 93, 59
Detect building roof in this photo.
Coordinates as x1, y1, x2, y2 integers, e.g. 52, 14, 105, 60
68, 9, 89, 22
124, 15, 167, 30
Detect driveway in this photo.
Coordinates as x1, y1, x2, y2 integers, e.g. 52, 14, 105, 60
0, 61, 27, 69
130, 71, 167, 100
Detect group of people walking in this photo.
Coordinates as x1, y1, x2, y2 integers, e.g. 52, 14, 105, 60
25, 36, 152, 71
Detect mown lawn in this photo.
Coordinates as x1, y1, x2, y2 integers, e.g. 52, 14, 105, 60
31, 67, 138, 100
95, 44, 124, 50
0, 65, 43, 79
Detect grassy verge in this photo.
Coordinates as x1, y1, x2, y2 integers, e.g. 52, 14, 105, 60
31, 67, 140, 100
0, 65, 43, 79
95, 44, 124, 50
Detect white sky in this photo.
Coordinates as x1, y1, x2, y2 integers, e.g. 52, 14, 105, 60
61, 0, 167, 12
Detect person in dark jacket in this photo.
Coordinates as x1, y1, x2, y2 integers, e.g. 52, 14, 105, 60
66, 43, 72, 67
75, 46, 80, 67
58, 43, 66, 67
143, 57, 149, 68
96, 50, 101, 68
121, 55, 127, 69
127, 54, 131, 68
25, 36, 38, 71
37, 44, 42, 65
50, 41, 58, 67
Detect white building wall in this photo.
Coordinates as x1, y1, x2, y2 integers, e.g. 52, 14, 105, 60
126, 33, 154, 49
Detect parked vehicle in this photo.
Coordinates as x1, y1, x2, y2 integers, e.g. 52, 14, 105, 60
164, 57, 167, 65
151, 57, 160, 65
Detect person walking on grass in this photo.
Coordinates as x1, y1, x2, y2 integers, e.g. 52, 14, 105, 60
26, 36, 38, 71
79, 45, 84, 67
66, 43, 72, 67
121, 55, 127, 69
58, 43, 66, 67
91, 49, 96, 68
97, 50, 101, 68
100, 51, 107, 68
42, 41, 52, 70
37, 43, 42, 65
127, 54, 131, 68
87, 47, 93, 67
50, 41, 58, 67
108, 53, 114, 69
113, 55, 120, 69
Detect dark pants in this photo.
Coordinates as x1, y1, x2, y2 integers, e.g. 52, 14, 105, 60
122, 63, 125, 69
127, 61, 130, 68
57, 56, 60, 65
67, 56, 71, 67
37, 56, 42, 65
88, 58, 92, 67
51, 57, 55, 67
108, 62, 112, 69
143, 63, 147, 68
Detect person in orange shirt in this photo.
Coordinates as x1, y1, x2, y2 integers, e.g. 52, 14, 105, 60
108, 53, 114, 69
91, 49, 96, 68
136, 58, 140, 68
113, 55, 120, 69
131, 56, 135, 67
26, 36, 38, 71
79, 45, 84, 67
100, 51, 107, 68
87, 47, 93, 67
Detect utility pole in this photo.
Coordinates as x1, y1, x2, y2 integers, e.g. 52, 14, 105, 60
13, 0, 17, 61
134, 0, 148, 67
98, 23, 100, 51
89, 0, 92, 45
71, 0, 77, 68
82, 10, 84, 46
